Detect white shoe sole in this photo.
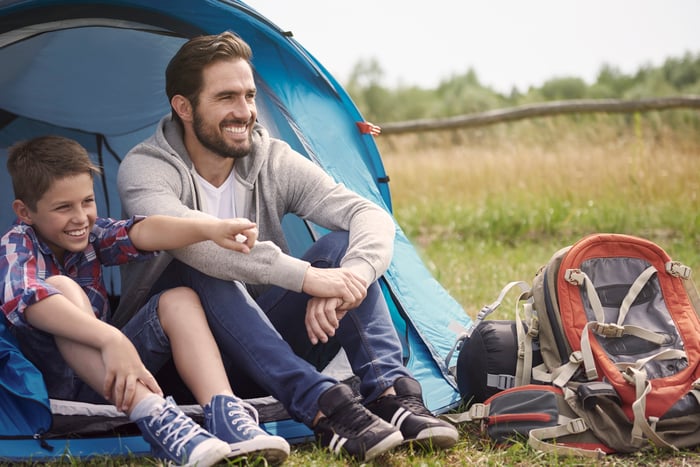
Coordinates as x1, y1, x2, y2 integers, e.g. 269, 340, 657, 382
227, 435, 290, 465
185, 437, 231, 467
363, 430, 404, 461
409, 425, 459, 449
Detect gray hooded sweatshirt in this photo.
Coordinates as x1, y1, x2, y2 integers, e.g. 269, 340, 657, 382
113, 116, 395, 326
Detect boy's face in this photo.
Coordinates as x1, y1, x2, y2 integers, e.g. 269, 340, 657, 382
13, 173, 97, 261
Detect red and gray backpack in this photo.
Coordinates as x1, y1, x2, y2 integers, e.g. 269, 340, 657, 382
446, 233, 700, 458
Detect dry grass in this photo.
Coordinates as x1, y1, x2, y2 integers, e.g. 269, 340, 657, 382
377, 116, 700, 313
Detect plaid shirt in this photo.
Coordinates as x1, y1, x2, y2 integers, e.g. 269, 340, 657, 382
0, 216, 155, 327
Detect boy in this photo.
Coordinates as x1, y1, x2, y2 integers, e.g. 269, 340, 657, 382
0, 136, 290, 466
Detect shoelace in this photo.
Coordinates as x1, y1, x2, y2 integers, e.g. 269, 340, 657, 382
395, 394, 433, 416
226, 400, 263, 436
150, 403, 207, 456
326, 399, 374, 436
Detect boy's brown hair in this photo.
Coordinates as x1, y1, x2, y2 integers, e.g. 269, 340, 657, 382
7, 135, 101, 211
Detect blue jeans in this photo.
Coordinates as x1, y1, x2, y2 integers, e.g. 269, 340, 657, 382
150, 231, 410, 426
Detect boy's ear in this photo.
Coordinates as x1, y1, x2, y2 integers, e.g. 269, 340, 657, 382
12, 199, 33, 224
171, 95, 193, 123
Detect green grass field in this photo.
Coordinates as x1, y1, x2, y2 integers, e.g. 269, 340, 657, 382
10, 116, 700, 466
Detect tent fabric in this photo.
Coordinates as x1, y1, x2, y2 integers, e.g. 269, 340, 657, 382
0, 318, 51, 437
0, 0, 471, 460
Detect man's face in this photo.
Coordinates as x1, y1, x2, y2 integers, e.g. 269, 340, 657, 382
192, 58, 258, 160
18, 173, 97, 261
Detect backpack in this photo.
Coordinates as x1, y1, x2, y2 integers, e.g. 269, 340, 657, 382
446, 233, 700, 457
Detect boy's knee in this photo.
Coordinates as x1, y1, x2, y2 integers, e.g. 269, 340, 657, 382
157, 287, 202, 319
159, 286, 199, 306
45, 274, 81, 292
46, 275, 92, 312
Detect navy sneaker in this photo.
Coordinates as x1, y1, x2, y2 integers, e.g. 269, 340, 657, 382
366, 377, 459, 448
135, 396, 230, 467
204, 394, 290, 465
314, 383, 403, 461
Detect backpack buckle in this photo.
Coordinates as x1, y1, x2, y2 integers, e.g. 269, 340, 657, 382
622, 366, 645, 385
666, 261, 692, 279
592, 322, 624, 338
497, 374, 515, 390
567, 417, 588, 434
469, 403, 488, 420
564, 269, 585, 286
569, 350, 583, 364
528, 317, 540, 337
623, 369, 635, 384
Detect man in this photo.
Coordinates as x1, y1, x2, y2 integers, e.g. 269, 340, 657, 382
115, 31, 458, 462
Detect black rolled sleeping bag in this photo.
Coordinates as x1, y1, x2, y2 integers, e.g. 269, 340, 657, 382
456, 320, 543, 405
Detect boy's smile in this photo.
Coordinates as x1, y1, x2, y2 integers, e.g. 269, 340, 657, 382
13, 173, 97, 263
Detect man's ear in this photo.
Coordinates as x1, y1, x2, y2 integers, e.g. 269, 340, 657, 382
171, 95, 193, 123
12, 199, 33, 224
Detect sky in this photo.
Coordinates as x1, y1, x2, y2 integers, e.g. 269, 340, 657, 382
246, 0, 700, 94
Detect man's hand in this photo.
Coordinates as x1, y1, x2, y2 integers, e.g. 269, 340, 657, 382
302, 266, 367, 310
305, 297, 349, 345
211, 218, 258, 253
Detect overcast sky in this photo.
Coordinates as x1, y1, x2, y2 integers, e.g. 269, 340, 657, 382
246, 0, 699, 93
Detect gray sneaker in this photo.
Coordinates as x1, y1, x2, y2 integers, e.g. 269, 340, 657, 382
135, 396, 230, 467
204, 394, 290, 465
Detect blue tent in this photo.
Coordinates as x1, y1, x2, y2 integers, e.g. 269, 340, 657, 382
0, 0, 471, 460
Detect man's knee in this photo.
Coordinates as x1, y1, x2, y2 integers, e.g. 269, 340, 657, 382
304, 231, 349, 265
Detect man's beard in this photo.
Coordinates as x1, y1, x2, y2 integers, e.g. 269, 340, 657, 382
193, 111, 252, 160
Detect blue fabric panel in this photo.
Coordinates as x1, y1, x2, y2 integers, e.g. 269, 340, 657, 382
0, 318, 51, 436
0, 27, 181, 136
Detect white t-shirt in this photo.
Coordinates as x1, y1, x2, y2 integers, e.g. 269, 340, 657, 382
193, 169, 236, 218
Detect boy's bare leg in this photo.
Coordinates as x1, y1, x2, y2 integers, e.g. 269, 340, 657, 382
157, 287, 291, 463
44, 276, 231, 466
46, 275, 158, 414
157, 287, 234, 405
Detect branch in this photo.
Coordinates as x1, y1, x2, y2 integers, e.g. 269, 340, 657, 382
378, 96, 700, 135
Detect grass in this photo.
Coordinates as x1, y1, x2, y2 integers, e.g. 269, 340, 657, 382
379, 115, 700, 316
12, 115, 700, 465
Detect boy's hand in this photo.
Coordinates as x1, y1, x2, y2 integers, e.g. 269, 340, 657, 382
212, 218, 258, 253
101, 332, 162, 411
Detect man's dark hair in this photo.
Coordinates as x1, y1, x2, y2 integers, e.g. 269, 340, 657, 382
166, 31, 253, 124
